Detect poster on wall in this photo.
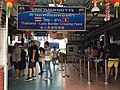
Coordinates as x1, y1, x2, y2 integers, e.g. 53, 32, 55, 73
18, 5, 86, 31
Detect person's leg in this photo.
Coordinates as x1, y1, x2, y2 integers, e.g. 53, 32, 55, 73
107, 61, 113, 79
16, 69, 19, 79
114, 67, 118, 80
107, 67, 111, 79
29, 68, 33, 78
48, 61, 52, 78
21, 69, 25, 76
32, 61, 37, 79
33, 67, 36, 76
42, 61, 49, 80
114, 61, 119, 80
39, 62, 43, 74
52, 58, 55, 69
14, 62, 20, 79
45, 61, 48, 78
26, 61, 33, 81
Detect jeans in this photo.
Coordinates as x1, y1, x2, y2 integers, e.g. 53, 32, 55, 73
52, 58, 57, 66
45, 61, 52, 78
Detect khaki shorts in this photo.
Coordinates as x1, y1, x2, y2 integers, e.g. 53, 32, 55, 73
108, 58, 119, 68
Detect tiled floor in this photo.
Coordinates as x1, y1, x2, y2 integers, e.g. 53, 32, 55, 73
8, 63, 120, 90
8, 63, 62, 90
62, 64, 120, 90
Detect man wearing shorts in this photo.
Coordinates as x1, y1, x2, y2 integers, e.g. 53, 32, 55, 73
26, 40, 38, 81
12, 42, 21, 80
107, 38, 120, 80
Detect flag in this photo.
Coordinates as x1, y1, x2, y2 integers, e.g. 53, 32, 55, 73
35, 17, 42, 22
62, 18, 69, 22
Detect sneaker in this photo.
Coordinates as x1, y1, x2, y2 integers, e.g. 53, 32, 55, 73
32, 76, 36, 80
13, 77, 19, 80
25, 77, 33, 81
49, 77, 53, 79
38, 72, 43, 75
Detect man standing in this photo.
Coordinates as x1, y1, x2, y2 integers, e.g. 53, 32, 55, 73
26, 40, 38, 81
42, 41, 53, 80
12, 42, 21, 80
107, 38, 120, 80
98, 44, 104, 74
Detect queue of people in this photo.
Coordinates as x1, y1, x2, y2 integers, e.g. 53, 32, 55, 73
11, 40, 59, 81
85, 37, 120, 80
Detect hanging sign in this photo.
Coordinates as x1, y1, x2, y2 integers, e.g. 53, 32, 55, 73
17, 5, 86, 31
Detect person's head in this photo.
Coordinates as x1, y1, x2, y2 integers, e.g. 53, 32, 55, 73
21, 46, 24, 51
14, 42, 19, 48
30, 40, 35, 46
98, 44, 102, 49
113, 37, 118, 44
53, 46, 56, 50
44, 41, 49, 48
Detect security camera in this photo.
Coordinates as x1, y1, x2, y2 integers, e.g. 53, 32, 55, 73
91, 6, 100, 16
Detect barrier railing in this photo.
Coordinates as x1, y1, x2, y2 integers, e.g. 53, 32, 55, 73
69, 54, 120, 85
85, 58, 104, 84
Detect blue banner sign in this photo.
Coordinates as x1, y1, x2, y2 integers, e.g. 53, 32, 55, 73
18, 5, 86, 31
49, 42, 59, 48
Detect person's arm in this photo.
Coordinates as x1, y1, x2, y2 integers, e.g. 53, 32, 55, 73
15, 52, 19, 63
15, 48, 20, 63
32, 50, 36, 62
99, 52, 103, 59
45, 51, 50, 56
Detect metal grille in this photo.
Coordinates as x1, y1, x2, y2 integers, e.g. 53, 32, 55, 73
0, 28, 6, 66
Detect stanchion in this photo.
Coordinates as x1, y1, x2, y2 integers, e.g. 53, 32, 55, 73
104, 59, 108, 85
83, 56, 86, 72
72, 56, 74, 67
95, 59, 98, 76
87, 59, 91, 84
63, 58, 69, 78
75, 56, 77, 71
79, 57, 82, 77
60, 53, 64, 71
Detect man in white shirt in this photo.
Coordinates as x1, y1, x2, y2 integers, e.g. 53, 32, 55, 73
12, 43, 21, 80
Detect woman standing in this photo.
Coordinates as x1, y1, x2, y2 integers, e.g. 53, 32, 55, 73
38, 47, 45, 75
42, 41, 53, 80
19, 46, 26, 77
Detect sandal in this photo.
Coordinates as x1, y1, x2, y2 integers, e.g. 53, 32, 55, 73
13, 77, 19, 80
42, 78, 48, 81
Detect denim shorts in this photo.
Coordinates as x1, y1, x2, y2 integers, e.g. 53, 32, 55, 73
28, 60, 36, 68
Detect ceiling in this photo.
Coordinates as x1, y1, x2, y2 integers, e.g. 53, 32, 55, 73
16, 0, 118, 33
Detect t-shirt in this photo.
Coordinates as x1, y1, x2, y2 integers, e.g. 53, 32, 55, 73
38, 47, 45, 61
12, 47, 21, 62
107, 43, 120, 58
98, 48, 104, 59
44, 47, 51, 61
21, 50, 26, 60
90, 49, 98, 57
52, 50, 58, 58
29, 45, 38, 61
